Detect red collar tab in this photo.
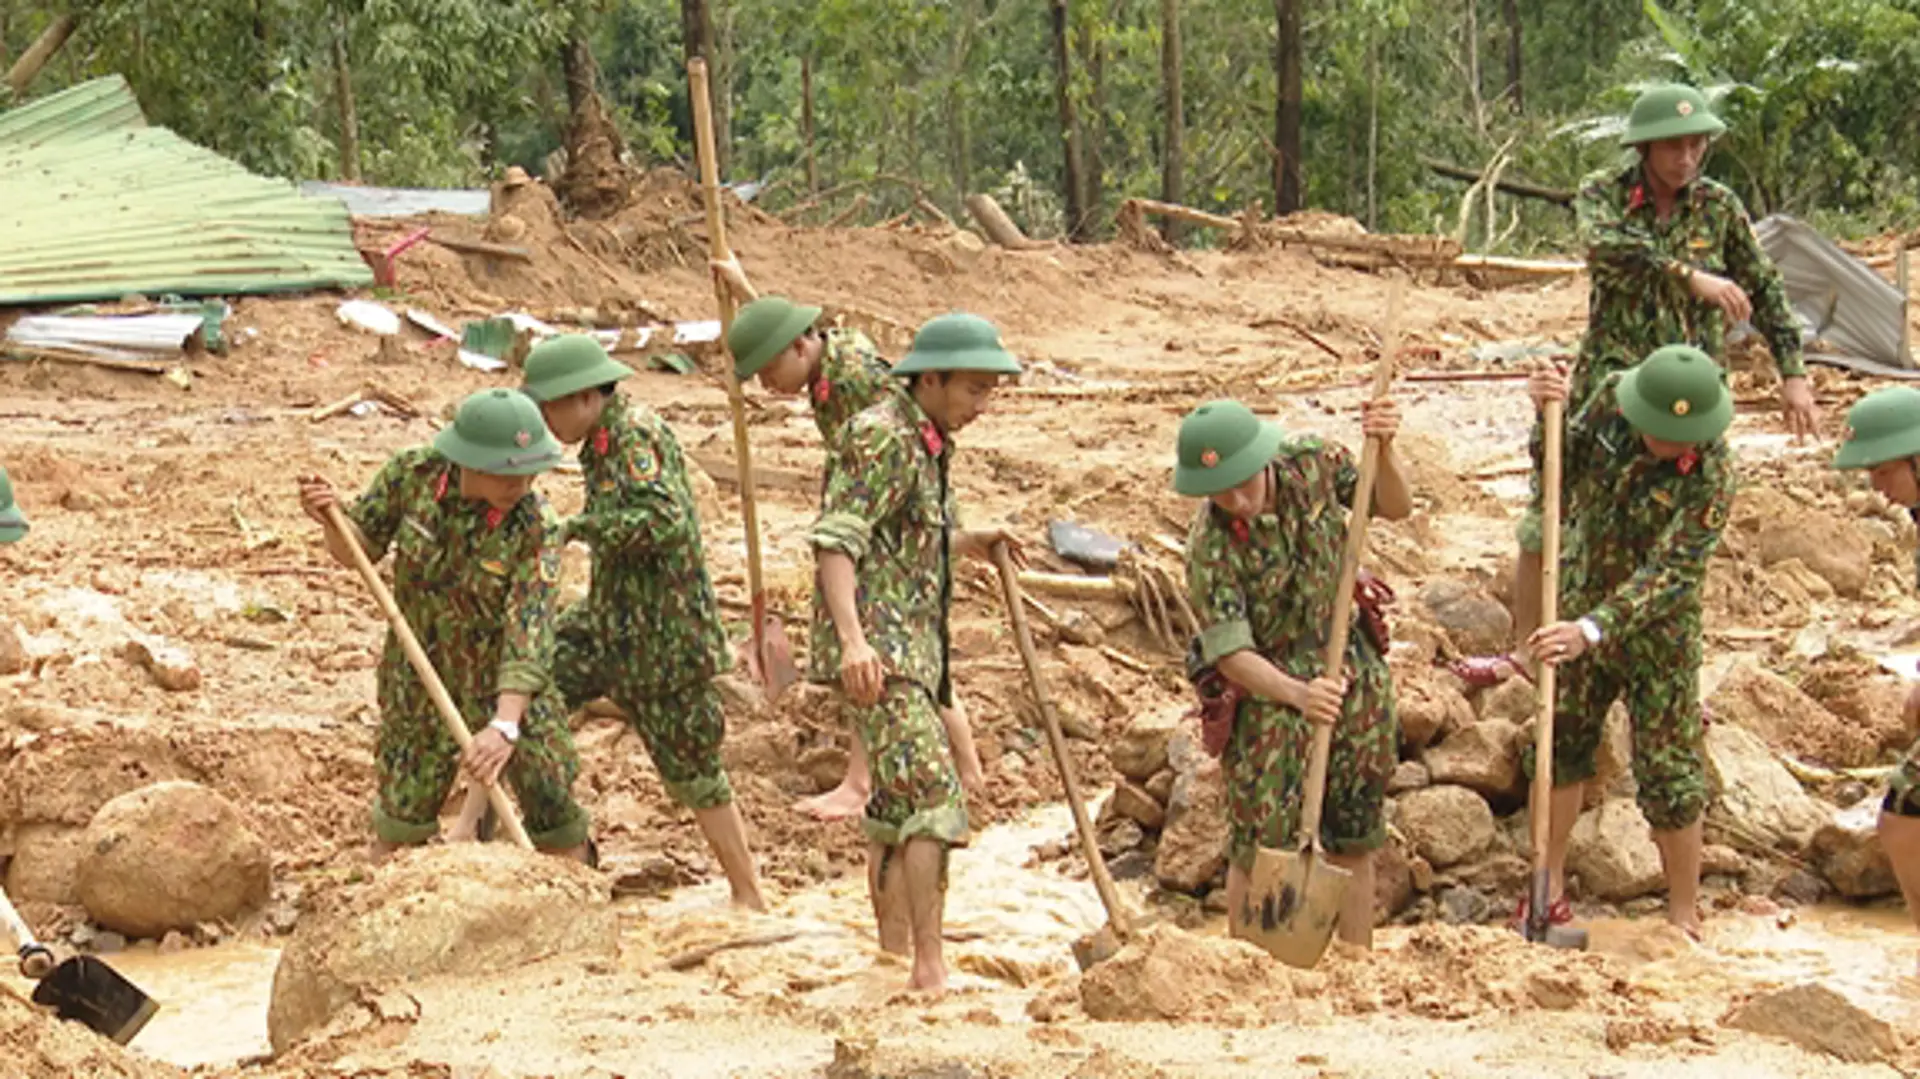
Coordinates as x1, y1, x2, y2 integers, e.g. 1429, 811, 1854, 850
485, 506, 506, 530
433, 469, 451, 502
1626, 184, 1647, 213
591, 426, 611, 456
1229, 518, 1251, 545
920, 421, 945, 457
813, 377, 831, 405
1676, 450, 1698, 476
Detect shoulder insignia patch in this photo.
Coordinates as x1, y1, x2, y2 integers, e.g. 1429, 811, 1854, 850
1703, 502, 1728, 531
628, 450, 661, 484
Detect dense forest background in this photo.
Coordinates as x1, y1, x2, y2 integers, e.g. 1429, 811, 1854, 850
3, 0, 1917, 251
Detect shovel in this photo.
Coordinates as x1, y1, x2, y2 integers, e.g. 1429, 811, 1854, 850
323, 503, 535, 850
1236, 278, 1404, 969
0, 885, 158, 1045
1522, 397, 1590, 950
992, 543, 1134, 969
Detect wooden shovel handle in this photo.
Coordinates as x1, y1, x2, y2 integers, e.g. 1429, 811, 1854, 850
1529, 398, 1564, 866
688, 57, 771, 677
993, 544, 1132, 938
323, 504, 533, 850
1298, 277, 1403, 852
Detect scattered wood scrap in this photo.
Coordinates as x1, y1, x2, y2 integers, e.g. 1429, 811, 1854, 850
309, 382, 421, 423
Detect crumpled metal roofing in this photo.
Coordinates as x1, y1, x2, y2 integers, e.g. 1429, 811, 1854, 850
1755, 214, 1911, 373
0, 75, 373, 305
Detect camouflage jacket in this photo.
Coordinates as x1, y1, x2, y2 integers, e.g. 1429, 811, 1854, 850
1576, 163, 1804, 395
1187, 438, 1369, 677
808, 393, 960, 703
563, 394, 728, 693
346, 446, 560, 706
809, 329, 903, 446
1551, 376, 1736, 641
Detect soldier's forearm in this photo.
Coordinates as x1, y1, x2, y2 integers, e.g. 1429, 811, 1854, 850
1371, 446, 1413, 521
818, 550, 867, 646
1218, 650, 1308, 712
323, 518, 373, 571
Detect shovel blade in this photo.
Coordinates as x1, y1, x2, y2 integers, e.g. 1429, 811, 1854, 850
31, 955, 159, 1046
1233, 846, 1352, 969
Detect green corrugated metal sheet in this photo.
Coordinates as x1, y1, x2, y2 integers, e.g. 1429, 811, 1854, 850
0, 76, 374, 305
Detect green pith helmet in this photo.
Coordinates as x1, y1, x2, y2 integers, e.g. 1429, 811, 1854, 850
433, 389, 563, 476
728, 296, 823, 379
1616, 345, 1732, 444
1621, 84, 1726, 147
520, 334, 636, 403
891, 313, 1023, 377
1834, 386, 1920, 470
1172, 399, 1285, 497
0, 467, 28, 544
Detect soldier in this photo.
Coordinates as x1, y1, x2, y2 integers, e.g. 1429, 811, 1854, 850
518, 335, 767, 911
0, 467, 28, 544
1829, 386, 1920, 957
1175, 395, 1411, 948
297, 389, 592, 861
1457, 83, 1816, 688
1526, 345, 1735, 939
810, 312, 1018, 993
725, 292, 983, 821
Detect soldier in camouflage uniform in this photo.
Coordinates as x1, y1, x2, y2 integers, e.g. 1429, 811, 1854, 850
810, 312, 1021, 993
728, 293, 983, 822
1458, 84, 1816, 689
1175, 395, 1413, 949
297, 389, 591, 860
1829, 386, 1920, 953
0, 467, 29, 544
519, 335, 767, 910
1526, 345, 1736, 938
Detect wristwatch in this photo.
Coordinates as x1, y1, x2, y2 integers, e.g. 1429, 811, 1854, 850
487, 718, 521, 744
1576, 617, 1603, 647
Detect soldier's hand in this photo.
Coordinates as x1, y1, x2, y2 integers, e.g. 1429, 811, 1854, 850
1779, 376, 1821, 440
964, 528, 1026, 570
1359, 397, 1401, 443
957, 751, 987, 800
710, 255, 752, 300
1688, 270, 1753, 323
298, 474, 339, 526
1904, 683, 1920, 735
1301, 675, 1347, 727
1527, 362, 1570, 412
461, 727, 515, 788
840, 637, 885, 706
1527, 622, 1588, 667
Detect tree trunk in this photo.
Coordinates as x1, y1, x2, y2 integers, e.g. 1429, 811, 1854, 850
1463, 0, 1485, 138
1049, 0, 1088, 241
801, 55, 818, 193
946, 0, 979, 213
6, 12, 78, 96
1366, 32, 1378, 230
1078, 7, 1110, 240
714, 2, 734, 180
562, 25, 595, 119
681, 0, 727, 177
1501, 0, 1522, 113
332, 13, 360, 181
1160, 0, 1184, 243
1272, 0, 1303, 216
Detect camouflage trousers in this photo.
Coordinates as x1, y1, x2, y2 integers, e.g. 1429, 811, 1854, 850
1540, 620, 1708, 831
552, 608, 733, 810
847, 679, 969, 849
1224, 639, 1397, 870
372, 674, 590, 850
1886, 736, 1920, 817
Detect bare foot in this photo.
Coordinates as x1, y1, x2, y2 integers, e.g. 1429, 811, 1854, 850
1667, 908, 1705, 942
794, 779, 869, 821
731, 886, 770, 913
907, 957, 948, 996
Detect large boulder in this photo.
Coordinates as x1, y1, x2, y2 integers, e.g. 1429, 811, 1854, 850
1703, 723, 1826, 854
1423, 720, 1524, 800
1567, 798, 1663, 901
75, 781, 270, 938
1079, 924, 1293, 1024
1397, 673, 1475, 754
1756, 513, 1873, 598
267, 844, 617, 1053
1394, 785, 1495, 868
1723, 983, 1898, 1065
1479, 677, 1537, 726
1810, 795, 1898, 899
3, 824, 87, 905
1416, 579, 1513, 656
1111, 704, 1183, 782
1706, 659, 1857, 761
1153, 758, 1228, 893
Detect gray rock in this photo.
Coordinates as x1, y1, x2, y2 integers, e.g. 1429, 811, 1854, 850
1811, 795, 1898, 899
1395, 785, 1496, 868
1387, 759, 1431, 795
1437, 886, 1490, 925
1566, 798, 1663, 901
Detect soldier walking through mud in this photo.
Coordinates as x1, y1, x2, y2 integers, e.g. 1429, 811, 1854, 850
721, 277, 983, 824
1524, 345, 1735, 939
297, 389, 593, 861
517, 334, 768, 911
1829, 386, 1920, 970
1174, 393, 1411, 949
809, 312, 1018, 993
1456, 83, 1818, 690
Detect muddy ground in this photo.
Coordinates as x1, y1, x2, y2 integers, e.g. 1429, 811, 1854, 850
2, 183, 1918, 1077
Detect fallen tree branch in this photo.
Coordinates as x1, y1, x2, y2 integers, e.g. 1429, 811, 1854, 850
428, 235, 534, 261
1421, 156, 1573, 206
3, 345, 176, 375
964, 193, 1044, 250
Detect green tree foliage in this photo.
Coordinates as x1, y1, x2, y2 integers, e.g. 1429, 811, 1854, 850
4, 0, 1916, 244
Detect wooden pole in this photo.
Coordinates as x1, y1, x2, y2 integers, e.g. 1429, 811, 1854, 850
1528, 397, 1563, 908
322, 505, 533, 850
994, 545, 1131, 938
688, 57, 769, 679
5, 13, 78, 97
